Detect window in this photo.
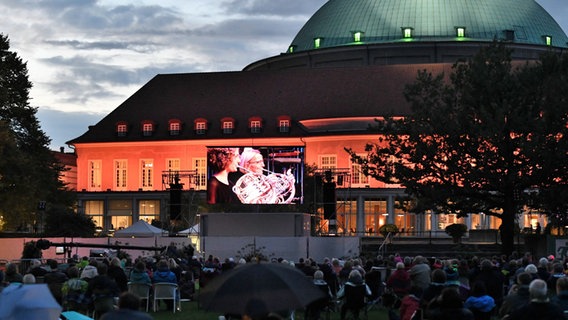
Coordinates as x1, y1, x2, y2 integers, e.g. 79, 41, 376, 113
456, 27, 465, 38
139, 200, 160, 223
116, 123, 128, 137
544, 35, 552, 46
167, 159, 181, 173
193, 158, 207, 190
114, 160, 127, 190
88, 160, 102, 191
504, 30, 515, 41
319, 155, 337, 171
351, 155, 369, 186
288, 45, 297, 53
194, 118, 207, 134
142, 123, 153, 136
314, 37, 323, 49
402, 27, 413, 39
84, 200, 104, 228
353, 31, 364, 42
140, 159, 153, 190
222, 121, 234, 134
279, 119, 290, 133
169, 120, 181, 136
250, 120, 261, 133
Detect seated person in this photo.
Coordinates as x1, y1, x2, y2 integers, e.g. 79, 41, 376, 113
61, 266, 89, 313
337, 270, 372, 320
100, 292, 153, 320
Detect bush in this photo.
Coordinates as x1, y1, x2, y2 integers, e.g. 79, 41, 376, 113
379, 224, 399, 237
445, 223, 468, 239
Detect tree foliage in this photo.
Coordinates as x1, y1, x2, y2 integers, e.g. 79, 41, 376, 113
0, 33, 74, 231
347, 42, 568, 255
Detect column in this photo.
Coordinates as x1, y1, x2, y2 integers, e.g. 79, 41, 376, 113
356, 195, 365, 235
387, 195, 395, 224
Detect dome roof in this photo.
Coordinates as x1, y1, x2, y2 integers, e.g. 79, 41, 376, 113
288, 0, 568, 52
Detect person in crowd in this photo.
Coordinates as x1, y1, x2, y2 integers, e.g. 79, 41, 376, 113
421, 269, 447, 308
464, 281, 495, 320
152, 259, 178, 311
409, 256, 431, 291
27, 259, 47, 277
44, 259, 69, 304
337, 270, 372, 320
499, 271, 532, 318
399, 285, 423, 320
206, 147, 240, 204
107, 257, 128, 293
129, 261, 151, 285
469, 259, 504, 309
61, 266, 89, 313
552, 277, 568, 312
77, 256, 90, 270
426, 287, 474, 320
306, 270, 333, 320
547, 262, 565, 297
507, 279, 564, 320
168, 257, 184, 282
81, 259, 99, 281
86, 263, 120, 319
22, 273, 36, 284
386, 262, 411, 299
536, 257, 551, 281
4, 263, 23, 284
100, 292, 153, 320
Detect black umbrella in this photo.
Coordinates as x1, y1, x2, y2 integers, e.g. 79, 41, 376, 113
199, 262, 326, 317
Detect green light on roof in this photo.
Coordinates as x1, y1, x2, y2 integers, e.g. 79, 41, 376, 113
456, 27, 465, 38
314, 37, 322, 49
544, 35, 552, 46
353, 31, 363, 42
402, 27, 413, 39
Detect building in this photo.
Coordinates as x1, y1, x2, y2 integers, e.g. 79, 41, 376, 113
67, 0, 567, 239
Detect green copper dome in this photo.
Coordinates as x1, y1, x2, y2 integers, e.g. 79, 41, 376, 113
288, 0, 568, 52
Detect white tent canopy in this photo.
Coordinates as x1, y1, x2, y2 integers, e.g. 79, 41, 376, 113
177, 224, 199, 235
114, 220, 166, 238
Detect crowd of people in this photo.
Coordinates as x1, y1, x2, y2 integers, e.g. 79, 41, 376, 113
2, 246, 568, 320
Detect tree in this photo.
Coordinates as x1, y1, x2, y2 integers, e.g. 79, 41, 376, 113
347, 42, 568, 255
44, 205, 96, 237
0, 33, 73, 230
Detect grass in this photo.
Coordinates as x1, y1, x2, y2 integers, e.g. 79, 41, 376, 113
151, 300, 391, 320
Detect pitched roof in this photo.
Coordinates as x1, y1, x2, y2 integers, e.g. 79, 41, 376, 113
67, 63, 452, 144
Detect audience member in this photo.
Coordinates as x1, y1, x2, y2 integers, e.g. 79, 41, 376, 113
464, 281, 495, 320
499, 272, 532, 318
507, 279, 564, 320
100, 292, 153, 320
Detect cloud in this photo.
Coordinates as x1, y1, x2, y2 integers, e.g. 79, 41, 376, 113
36, 108, 105, 149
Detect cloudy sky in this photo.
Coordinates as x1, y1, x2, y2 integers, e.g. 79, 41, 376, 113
0, 0, 566, 150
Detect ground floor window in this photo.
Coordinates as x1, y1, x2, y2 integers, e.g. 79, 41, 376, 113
139, 199, 160, 224
84, 200, 104, 228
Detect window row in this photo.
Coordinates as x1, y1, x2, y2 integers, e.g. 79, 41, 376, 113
115, 116, 291, 137
288, 28, 554, 52
87, 158, 207, 192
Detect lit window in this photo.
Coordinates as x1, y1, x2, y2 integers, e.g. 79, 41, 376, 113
140, 159, 153, 190
402, 27, 413, 39
114, 160, 127, 190
250, 120, 261, 133
544, 35, 552, 46
288, 45, 297, 53
142, 123, 153, 136
279, 119, 290, 133
169, 121, 181, 136
117, 124, 128, 137
223, 121, 234, 134
195, 121, 207, 134
353, 31, 364, 42
314, 37, 323, 49
456, 27, 465, 38
193, 158, 207, 190
88, 160, 102, 191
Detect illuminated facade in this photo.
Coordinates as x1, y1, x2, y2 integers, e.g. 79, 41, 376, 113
68, 0, 567, 236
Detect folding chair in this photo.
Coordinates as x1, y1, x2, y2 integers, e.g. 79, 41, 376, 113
153, 282, 179, 313
128, 282, 151, 312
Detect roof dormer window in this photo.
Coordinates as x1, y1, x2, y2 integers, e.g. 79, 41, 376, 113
194, 118, 208, 135
456, 27, 466, 38
543, 35, 552, 46
116, 122, 128, 137
221, 117, 235, 134
352, 31, 364, 43
249, 116, 262, 134
169, 119, 181, 136
288, 45, 297, 53
402, 27, 413, 39
141, 121, 154, 137
314, 37, 323, 49
277, 115, 291, 133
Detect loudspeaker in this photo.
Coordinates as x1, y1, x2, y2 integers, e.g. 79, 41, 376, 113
323, 182, 336, 219
169, 183, 182, 220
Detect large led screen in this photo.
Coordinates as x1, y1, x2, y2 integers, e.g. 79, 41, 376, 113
206, 147, 304, 205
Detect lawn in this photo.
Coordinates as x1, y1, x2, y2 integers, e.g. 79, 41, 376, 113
151, 300, 390, 320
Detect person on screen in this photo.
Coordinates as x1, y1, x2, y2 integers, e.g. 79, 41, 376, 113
207, 147, 240, 204
230, 147, 265, 184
